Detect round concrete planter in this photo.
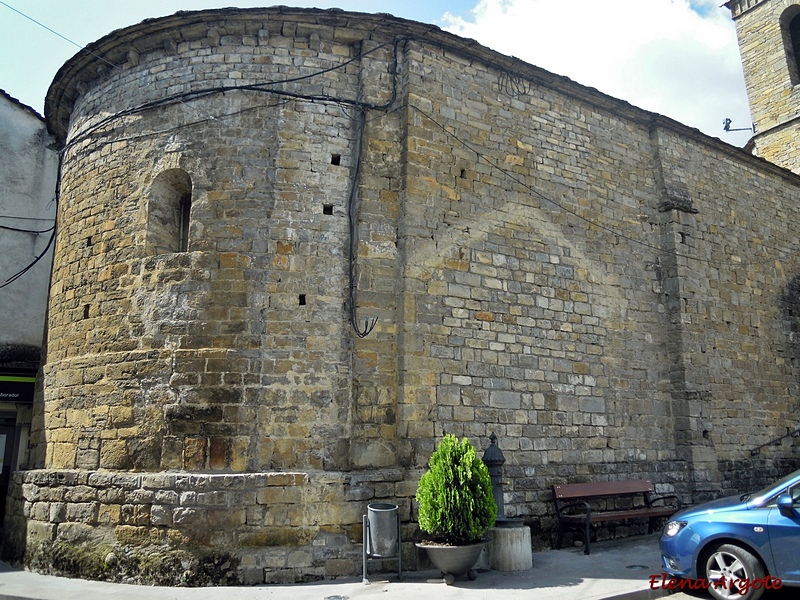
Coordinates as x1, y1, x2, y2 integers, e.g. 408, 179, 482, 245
416, 540, 488, 583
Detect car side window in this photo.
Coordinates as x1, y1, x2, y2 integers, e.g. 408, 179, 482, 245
791, 484, 800, 503
763, 483, 800, 508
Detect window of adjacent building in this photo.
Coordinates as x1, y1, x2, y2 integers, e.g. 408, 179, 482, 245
782, 8, 800, 85
146, 169, 192, 254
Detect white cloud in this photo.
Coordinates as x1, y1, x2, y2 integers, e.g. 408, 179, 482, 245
442, 0, 753, 147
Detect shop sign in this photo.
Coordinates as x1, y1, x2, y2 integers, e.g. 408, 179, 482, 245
0, 375, 35, 403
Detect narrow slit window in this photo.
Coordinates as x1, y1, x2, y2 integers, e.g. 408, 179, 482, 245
323, 204, 334, 215
299, 294, 307, 306
179, 192, 191, 252
330, 154, 341, 166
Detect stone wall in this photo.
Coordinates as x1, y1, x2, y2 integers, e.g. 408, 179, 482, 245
8, 7, 800, 583
5, 468, 418, 584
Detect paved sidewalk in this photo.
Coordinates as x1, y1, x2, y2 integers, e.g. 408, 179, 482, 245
0, 534, 668, 600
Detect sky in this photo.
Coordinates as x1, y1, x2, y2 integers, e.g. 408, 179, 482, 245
0, 0, 753, 147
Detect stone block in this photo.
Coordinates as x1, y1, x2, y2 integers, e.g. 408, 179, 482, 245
286, 550, 313, 568
64, 485, 98, 503
183, 437, 207, 470
487, 526, 533, 572
141, 473, 177, 490
257, 487, 303, 505
240, 566, 265, 585
27, 521, 57, 545
114, 525, 152, 546
151, 505, 173, 526
173, 507, 204, 526
49, 502, 66, 523
48, 444, 77, 469
31, 502, 49, 521
207, 508, 246, 527
197, 491, 228, 506
154, 490, 179, 505
21, 484, 40, 502
325, 558, 355, 577
209, 437, 227, 470
56, 522, 95, 543
97, 503, 122, 525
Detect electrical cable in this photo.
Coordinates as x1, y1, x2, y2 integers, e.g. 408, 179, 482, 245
0, 214, 55, 221
0, 223, 55, 234
83, 97, 296, 146
0, 226, 56, 288
7, 1, 791, 270
0, 0, 116, 69
0, 164, 62, 291
60, 37, 401, 153
0, 2, 228, 125
53, 25, 794, 272
55, 26, 800, 314
10, 7, 794, 317
348, 106, 378, 338
44, 31, 402, 338
409, 103, 799, 272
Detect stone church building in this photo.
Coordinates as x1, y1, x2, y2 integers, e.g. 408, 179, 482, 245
4, 0, 800, 584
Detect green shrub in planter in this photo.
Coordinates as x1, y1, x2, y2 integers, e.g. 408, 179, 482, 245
416, 434, 497, 545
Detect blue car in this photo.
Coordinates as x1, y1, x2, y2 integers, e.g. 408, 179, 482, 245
660, 468, 800, 600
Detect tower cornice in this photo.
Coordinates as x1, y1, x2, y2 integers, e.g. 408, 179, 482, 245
725, 0, 769, 19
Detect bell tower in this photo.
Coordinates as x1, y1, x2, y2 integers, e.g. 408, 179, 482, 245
726, 0, 800, 173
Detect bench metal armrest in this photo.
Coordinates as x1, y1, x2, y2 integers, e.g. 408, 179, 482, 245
555, 500, 591, 518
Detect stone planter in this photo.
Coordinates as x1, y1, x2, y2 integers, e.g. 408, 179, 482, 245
416, 540, 488, 584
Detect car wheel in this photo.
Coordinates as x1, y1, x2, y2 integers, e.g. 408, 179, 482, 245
704, 543, 766, 600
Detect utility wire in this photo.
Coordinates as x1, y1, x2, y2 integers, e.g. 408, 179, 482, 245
60, 38, 398, 153
0, 227, 56, 288
0, 0, 117, 69
6, 7, 792, 304
410, 103, 798, 272
0, 193, 58, 290
0, 223, 55, 234
0, 214, 54, 221
348, 107, 378, 338
0, 1, 225, 126
54, 26, 795, 272
4, 1, 789, 274
2, 4, 397, 335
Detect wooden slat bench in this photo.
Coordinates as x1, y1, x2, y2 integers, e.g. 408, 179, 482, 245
552, 480, 681, 555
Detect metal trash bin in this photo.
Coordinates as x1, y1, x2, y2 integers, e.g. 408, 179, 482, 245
367, 503, 398, 556
362, 502, 401, 583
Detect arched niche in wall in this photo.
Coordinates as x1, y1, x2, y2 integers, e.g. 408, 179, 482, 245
145, 169, 192, 255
